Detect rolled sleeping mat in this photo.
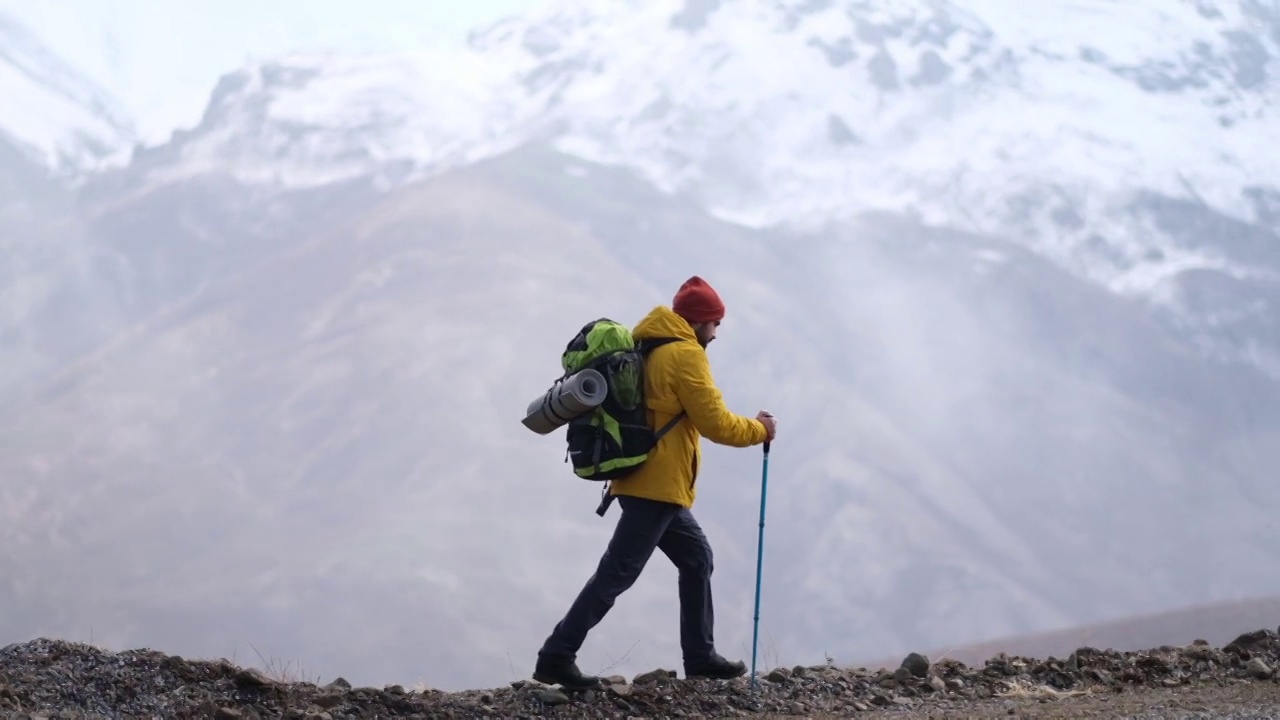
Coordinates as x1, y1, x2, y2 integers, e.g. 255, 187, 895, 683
522, 368, 608, 435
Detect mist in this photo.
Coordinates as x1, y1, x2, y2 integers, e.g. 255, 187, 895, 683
2, 0, 1279, 696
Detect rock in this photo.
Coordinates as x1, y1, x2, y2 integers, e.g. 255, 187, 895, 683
892, 667, 915, 684
312, 694, 344, 709
1073, 647, 1098, 665
601, 675, 627, 686
766, 669, 790, 683
216, 710, 242, 719
1246, 658, 1272, 679
1227, 630, 1276, 652
325, 678, 352, 691
608, 683, 634, 697
535, 687, 570, 705
792, 665, 808, 677
242, 668, 279, 687
900, 652, 931, 678
929, 675, 947, 693
1137, 655, 1171, 672
1185, 644, 1219, 662
633, 668, 675, 685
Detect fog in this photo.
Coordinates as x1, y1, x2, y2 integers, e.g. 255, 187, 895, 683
2, 0, 1279, 695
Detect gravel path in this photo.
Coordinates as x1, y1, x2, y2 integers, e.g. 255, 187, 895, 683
1, 628, 1278, 718
850, 681, 1280, 719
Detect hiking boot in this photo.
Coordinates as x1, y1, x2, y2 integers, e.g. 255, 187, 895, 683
685, 653, 747, 679
533, 658, 601, 690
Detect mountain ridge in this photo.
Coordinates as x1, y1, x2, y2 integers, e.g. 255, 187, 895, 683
74, 0, 1280, 375
0, 10, 135, 173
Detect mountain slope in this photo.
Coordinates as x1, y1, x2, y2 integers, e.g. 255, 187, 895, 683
2, 145, 1278, 692
130, 0, 1280, 376
0, 10, 135, 173
1, 0, 1278, 697
1, 148, 690, 689
857, 594, 1280, 671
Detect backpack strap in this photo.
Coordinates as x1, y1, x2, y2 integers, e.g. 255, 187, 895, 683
655, 409, 686, 439
636, 336, 682, 356
640, 335, 688, 440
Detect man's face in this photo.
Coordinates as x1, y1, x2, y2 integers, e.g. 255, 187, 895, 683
693, 320, 720, 348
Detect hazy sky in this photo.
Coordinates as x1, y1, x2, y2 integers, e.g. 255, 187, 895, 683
0, 0, 547, 142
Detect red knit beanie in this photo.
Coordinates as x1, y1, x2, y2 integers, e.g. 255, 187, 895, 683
672, 275, 726, 324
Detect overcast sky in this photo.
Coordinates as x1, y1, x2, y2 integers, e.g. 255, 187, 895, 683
0, 0, 547, 142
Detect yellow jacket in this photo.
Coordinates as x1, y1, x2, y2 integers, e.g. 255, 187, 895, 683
609, 305, 768, 508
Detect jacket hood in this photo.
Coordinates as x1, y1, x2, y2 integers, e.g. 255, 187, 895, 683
634, 305, 698, 343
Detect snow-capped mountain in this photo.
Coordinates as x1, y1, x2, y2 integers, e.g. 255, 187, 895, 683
0, 11, 135, 173
128, 0, 1280, 375
152, 0, 1277, 281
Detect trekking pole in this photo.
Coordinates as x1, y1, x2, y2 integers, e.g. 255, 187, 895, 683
750, 439, 771, 691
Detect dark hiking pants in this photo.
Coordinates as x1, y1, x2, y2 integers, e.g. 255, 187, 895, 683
538, 495, 716, 667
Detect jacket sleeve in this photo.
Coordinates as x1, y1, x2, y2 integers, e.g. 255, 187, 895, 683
673, 346, 768, 447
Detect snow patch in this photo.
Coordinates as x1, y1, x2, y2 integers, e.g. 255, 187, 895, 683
94, 0, 1280, 316
0, 11, 135, 172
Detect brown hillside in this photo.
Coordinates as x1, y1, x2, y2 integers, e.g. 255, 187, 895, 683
854, 595, 1280, 671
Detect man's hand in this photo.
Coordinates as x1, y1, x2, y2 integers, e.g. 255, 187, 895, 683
756, 411, 777, 443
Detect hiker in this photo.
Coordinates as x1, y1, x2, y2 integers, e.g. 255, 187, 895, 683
533, 275, 778, 689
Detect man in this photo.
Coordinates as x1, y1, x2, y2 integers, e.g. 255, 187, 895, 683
534, 275, 779, 689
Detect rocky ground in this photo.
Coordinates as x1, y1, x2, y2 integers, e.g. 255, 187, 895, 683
2, 629, 1279, 719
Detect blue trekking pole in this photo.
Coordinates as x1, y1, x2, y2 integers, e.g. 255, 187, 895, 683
750, 438, 771, 691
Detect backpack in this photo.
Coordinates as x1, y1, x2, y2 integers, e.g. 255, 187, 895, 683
557, 318, 686, 496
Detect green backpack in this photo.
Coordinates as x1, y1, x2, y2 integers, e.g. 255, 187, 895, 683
558, 318, 686, 497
